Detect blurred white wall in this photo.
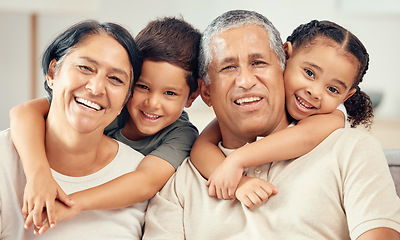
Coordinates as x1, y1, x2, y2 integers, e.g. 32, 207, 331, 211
1, 0, 399, 130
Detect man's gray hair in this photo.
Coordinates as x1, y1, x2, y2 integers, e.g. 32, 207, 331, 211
199, 10, 285, 84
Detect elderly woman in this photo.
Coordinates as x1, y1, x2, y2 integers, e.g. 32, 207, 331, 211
0, 20, 145, 239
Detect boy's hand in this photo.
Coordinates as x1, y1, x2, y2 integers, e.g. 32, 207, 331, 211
26, 199, 82, 235
207, 158, 244, 199
22, 172, 74, 230
235, 176, 278, 208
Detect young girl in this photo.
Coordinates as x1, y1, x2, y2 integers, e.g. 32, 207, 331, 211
190, 20, 373, 207
10, 17, 201, 234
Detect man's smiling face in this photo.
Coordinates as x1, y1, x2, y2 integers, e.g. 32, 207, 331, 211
201, 24, 287, 148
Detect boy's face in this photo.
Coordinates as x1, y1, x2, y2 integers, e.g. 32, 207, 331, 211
125, 60, 196, 140
284, 38, 357, 121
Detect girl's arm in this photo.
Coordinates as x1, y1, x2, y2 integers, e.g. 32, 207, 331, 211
9, 98, 73, 229
208, 110, 345, 198
190, 117, 225, 179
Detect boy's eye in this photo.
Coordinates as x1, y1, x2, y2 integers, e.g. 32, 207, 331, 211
135, 84, 149, 90
165, 91, 177, 96
305, 69, 314, 79
328, 86, 339, 94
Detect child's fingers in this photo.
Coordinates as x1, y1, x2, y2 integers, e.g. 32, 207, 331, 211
21, 200, 29, 219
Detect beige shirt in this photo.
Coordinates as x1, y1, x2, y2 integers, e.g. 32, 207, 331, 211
143, 128, 400, 239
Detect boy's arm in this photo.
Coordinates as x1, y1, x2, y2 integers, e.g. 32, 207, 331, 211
70, 154, 175, 210
9, 98, 73, 229
208, 110, 345, 198
190, 117, 225, 179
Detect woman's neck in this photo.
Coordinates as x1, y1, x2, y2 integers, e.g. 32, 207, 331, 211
44, 116, 115, 177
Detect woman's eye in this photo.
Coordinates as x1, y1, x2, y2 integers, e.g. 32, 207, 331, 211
305, 69, 314, 78
78, 65, 93, 72
109, 76, 124, 85
328, 86, 339, 94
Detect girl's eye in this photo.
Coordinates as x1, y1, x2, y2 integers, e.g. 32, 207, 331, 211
165, 91, 177, 96
305, 69, 314, 79
328, 86, 339, 94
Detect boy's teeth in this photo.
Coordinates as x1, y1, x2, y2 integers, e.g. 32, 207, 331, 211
143, 111, 160, 119
76, 97, 101, 110
235, 97, 261, 105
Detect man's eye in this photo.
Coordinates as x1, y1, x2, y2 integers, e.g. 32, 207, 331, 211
328, 86, 339, 94
252, 61, 266, 67
305, 69, 314, 78
220, 65, 236, 72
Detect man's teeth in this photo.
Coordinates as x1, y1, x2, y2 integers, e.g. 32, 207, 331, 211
296, 96, 314, 109
143, 111, 160, 120
76, 97, 101, 110
235, 97, 261, 105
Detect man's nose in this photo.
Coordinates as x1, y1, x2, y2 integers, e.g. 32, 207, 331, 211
235, 67, 256, 89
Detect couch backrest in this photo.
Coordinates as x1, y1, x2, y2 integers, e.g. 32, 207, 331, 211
385, 149, 400, 197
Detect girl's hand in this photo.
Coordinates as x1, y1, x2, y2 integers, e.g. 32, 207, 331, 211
22, 172, 74, 230
28, 199, 83, 235
235, 176, 278, 208
207, 157, 244, 199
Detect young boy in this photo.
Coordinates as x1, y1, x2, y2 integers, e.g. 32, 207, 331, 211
9, 17, 201, 234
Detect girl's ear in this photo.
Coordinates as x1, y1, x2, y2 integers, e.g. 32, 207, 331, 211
185, 79, 202, 108
343, 88, 357, 102
284, 42, 293, 60
46, 59, 57, 88
199, 79, 212, 107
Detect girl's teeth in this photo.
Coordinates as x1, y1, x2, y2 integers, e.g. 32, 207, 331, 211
296, 96, 313, 109
143, 111, 160, 119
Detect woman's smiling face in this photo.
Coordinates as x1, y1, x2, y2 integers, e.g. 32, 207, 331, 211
48, 34, 132, 133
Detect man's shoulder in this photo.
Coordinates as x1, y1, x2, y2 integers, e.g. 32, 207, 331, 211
330, 128, 376, 143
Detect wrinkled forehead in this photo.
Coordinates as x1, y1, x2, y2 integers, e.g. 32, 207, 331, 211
210, 25, 272, 62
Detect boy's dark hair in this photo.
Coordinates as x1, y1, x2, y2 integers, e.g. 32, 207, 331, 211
135, 17, 201, 96
287, 20, 373, 128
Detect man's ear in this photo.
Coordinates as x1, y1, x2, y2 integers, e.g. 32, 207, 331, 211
185, 81, 201, 108
199, 79, 212, 107
284, 42, 293, 60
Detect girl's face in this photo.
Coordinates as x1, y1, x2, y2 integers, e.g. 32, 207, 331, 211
48, 34, 132, 133
124, 60, 196, 140
283, 38, 357, 121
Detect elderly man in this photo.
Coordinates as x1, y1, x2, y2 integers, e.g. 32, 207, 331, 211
143, 10, 400, 239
